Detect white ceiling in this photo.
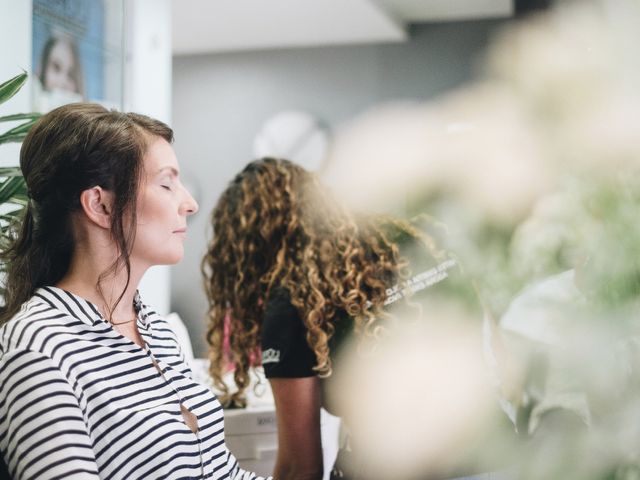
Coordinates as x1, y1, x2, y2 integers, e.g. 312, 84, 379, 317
172, 0, 513, 56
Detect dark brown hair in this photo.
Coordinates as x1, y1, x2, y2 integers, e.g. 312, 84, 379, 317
0, 102, 173, 324
202, 158, 436, 406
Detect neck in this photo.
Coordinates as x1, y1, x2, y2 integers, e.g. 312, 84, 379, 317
57, 246, 147, 323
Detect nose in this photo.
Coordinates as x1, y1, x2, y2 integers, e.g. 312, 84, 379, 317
180, 187, 199, 216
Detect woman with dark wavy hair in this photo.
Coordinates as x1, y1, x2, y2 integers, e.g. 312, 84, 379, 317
0, 103, 267, 480
202, 158, 460, 480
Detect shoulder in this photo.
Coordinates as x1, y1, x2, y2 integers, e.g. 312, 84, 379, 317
265, 287, 298, 317
261, 287, 317, 378
0, 295, 75, 388
0, 291, 84, 357
263, 287, 303, 337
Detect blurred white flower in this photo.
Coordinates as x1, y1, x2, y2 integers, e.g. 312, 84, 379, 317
486, 2, 616, 112
326, 83, 554, 225
322, 101, 440, 214
328, 311, 503, 479
509, 190, 585, 280
427, 83, 553, 224
487, 0, 640, 171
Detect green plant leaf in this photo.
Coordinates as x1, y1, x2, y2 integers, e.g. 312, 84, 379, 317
2, 118, 38, 136
0, 210, 24, 221
0, 132, 28, 145
0, 167, 23, 177
0, 176, 27, 203
0, 113, 40, 123
0, 72, 27, 106
0, 73, 30, 291
0, 196, 28, 209
0, 206, 26, 225
0, 117, 38, 144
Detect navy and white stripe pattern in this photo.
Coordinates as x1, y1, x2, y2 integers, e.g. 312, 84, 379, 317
0, 287, 267, 480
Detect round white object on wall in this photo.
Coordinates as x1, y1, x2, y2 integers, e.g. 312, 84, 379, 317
253, 110, 329, 172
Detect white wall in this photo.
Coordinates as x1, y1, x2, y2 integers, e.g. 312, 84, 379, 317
0, 0, 32, 168
124, 0, 172, 122
125, 0, 173, 315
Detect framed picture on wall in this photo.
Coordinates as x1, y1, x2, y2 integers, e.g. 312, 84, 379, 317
31, 0, 125, 112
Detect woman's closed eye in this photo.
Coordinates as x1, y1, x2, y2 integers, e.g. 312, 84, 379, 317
159, 177, 175, 191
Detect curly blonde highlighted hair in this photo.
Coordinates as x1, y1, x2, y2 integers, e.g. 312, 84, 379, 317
202, 158, 434, 406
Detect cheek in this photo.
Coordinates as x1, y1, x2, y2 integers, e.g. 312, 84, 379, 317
137, 196, 174, 231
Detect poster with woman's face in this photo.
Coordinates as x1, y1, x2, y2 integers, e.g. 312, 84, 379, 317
32, 0, 124, 112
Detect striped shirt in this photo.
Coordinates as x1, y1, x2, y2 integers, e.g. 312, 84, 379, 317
0, 287, 268, 480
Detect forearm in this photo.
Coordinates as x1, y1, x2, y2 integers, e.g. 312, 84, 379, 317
270, 377, 324, 480
274, 455, 323, 480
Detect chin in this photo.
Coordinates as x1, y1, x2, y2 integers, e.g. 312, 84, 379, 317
149, 250, 184, 266
165, 252, 184, 265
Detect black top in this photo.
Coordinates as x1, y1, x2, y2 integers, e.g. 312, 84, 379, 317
261, 288, 319, 378
260, 243, 468, 379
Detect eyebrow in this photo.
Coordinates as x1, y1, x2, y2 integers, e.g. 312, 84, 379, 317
156, 166, 180, 177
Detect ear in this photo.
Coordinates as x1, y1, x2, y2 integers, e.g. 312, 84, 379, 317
79, 186, 114, 229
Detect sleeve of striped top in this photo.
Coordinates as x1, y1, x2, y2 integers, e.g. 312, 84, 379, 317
226, 449, 271, 480
0, 349, 100, 480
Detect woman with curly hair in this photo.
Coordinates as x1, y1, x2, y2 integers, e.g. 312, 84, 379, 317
202, 158, 462, 480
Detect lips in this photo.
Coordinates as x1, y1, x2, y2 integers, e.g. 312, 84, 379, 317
173, 228, 187, 234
